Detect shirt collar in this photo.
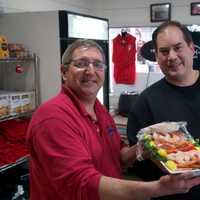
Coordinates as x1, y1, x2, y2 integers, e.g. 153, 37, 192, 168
61, 86, 102, 119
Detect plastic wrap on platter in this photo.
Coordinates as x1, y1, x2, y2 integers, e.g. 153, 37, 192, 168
136, 122, 200, 174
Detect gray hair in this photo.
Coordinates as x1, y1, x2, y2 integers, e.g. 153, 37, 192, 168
61, 39, 105, 69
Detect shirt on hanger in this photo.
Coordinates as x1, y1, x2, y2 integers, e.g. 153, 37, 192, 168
112, 33, 136, 84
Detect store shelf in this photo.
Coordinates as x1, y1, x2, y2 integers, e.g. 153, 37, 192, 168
0, 155, 29, 174
0, 56, 35, 63
0, 54, 40, 107
0, 54, 39, 175
0, 110, 34, 122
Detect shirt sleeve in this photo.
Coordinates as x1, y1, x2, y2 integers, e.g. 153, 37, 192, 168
127, 92, 153, 145
31, 117, 101, 200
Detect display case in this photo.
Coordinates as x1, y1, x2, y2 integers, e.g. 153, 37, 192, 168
59, 10, 109, 108
0, 54, 40, 170
0, 54, 40, 199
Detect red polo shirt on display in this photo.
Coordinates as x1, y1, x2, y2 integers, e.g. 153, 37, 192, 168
112, 33, 136, 84
27, 87, 125, 200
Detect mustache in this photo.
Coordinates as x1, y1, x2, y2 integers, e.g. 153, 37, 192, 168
168, 60, 181, 66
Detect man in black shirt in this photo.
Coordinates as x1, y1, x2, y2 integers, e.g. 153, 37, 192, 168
127, 21, 200, 200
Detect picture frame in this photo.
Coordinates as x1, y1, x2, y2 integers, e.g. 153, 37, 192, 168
150, 3, 171, 22
191, 2, 200, 15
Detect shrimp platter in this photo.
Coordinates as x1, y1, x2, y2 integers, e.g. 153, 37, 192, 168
136, 122, 200, 175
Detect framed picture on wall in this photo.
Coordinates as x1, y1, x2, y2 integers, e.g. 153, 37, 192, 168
191, 2, 200, 15
150, 3, 171, 22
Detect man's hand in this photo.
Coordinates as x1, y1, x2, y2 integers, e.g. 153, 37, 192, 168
154, 172, 200, 197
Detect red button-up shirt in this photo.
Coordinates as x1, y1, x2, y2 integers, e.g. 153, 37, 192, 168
27, 87, 124, 200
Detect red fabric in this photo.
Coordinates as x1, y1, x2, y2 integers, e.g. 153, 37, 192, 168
0, 134, 28, 167
0, 119, 29, 142
27, 87, 124, 200
0, 119, 29, 167
112, 33, 136, 84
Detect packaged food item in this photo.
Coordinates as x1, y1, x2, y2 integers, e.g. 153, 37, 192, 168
9, 92, 21, 115
0, 94, 9, 117
8, 43, 31, 58
136, 122, 200, 174
0, 91, 35, 117
0, 35, 9, 59
20, 92, 35, 113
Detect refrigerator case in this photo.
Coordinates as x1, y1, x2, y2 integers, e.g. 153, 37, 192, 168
59, 11, 109, 109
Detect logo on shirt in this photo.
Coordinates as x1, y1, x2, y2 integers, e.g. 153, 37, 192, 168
128, 44, 132, 51
107, 126, 116, 136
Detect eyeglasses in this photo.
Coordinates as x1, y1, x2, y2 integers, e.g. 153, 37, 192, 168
66, 59, 106, 70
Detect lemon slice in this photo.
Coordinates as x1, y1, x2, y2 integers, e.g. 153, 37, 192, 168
149, 141, 156, 147
165, 160, 177, 171
195, 146, 200, 151
157, 148, 167, 157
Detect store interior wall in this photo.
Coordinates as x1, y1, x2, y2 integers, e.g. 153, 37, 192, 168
0, 0, 104, 103
102, 0, 200, 27
2, 1, 199, 27
0, 11, 61, 102
102, 0, 200, 110
109, 27, 163, 95
0, 0, 99, 16
0, 0, 199, 105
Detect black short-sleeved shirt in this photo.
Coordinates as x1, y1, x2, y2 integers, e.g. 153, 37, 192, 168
127, 74, 200, 200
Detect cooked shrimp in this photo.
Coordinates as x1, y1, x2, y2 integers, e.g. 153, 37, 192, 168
167, 150, 200, 168
153, 131, 186, 145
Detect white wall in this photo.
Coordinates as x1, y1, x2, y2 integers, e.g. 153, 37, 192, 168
0, 0, 199, 103
0, 11, 61, 102
102, 0, 200, 101
109, 72, 164, 111
112, 72, 164, 96
102, 0, 200, 27
0, 0, 105, 103
0, 0, 98, 16
1, 0, 199, 26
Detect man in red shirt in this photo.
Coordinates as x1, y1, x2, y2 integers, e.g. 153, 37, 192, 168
27, 39, 200, 200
